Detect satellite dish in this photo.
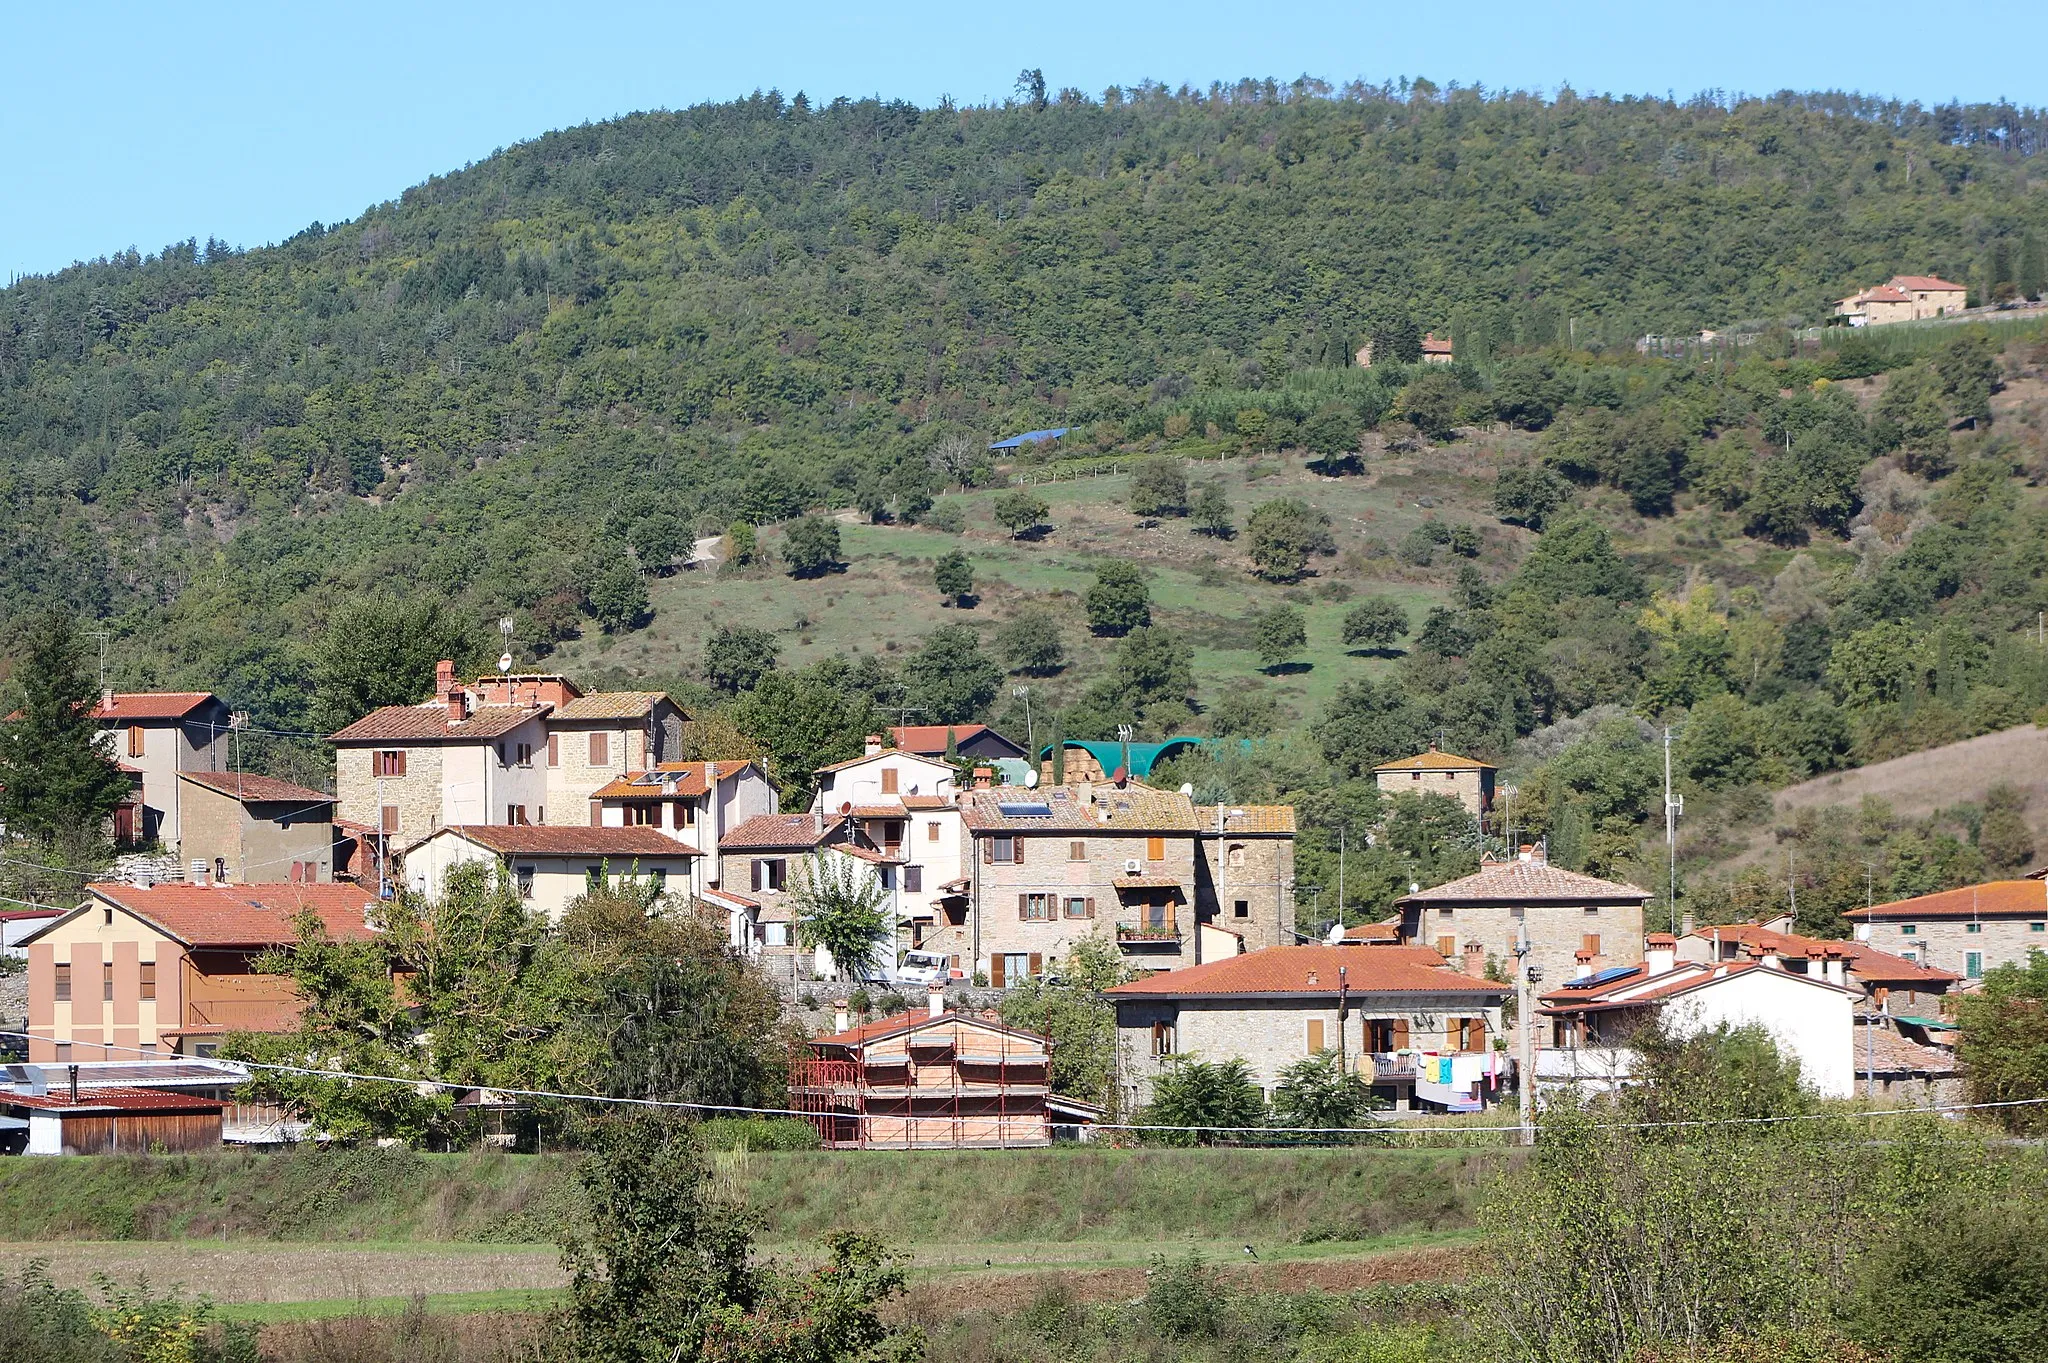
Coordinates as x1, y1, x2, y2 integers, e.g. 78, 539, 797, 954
1409, 882, 1422, 894
497, 652, 513, 674
1179, 782, 1195, 798
1023, 770, 1040, 788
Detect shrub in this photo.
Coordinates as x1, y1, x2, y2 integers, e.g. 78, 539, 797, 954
694, 1117, 822, 1152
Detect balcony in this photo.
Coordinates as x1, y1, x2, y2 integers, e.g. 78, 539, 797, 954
1116, 924, 1181, 949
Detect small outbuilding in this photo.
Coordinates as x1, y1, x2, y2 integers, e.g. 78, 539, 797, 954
0, 1083, 224, 1156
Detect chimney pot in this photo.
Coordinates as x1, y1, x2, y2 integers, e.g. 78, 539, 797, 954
864, 734, 883, 757
1462, 940, 1486, 978
833, 999, 850, 1034
68, 1064, 79, 1104
1679, 911, 1697, 938
927, 981, 946, 1018
435, 659, 454, 689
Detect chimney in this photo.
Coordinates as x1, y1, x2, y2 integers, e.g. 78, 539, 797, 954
864, 734, 884, 757
1761, 947, 1782, 971
1306, 969, 1319, 986
1679, 911, 1696, 938
1645, 933, 1676, 976
1462, 940, 1486, 978
927, 981, 946, 1019
1518, 844, 1535, 863
833, 999, 850, 1034
1826, 956, 1847, 988
101, 688, 115, 713
68, 1064, 79, 1105
1573, 950, 1593, 980
438, 660, 468, 721
972, 766, 994, 789
1806, 947, 1828, 977
1077, 780, 1095, 807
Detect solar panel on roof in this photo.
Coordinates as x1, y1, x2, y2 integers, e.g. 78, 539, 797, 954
997, 801, 1053, 817
1559, 965, 1638, 990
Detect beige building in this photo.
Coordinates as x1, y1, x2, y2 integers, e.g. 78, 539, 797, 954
90, 692, 234, 849
715, 813, 904, 976
1195, 805, 1297, 952
814, 742, 959, 809
1394, 851, 1651, 991
1108, 944, 1511, 1112
1373, 747, 1496, 819
960, 782, 1202, 986
20, 883, 381, 1061
589, 759, 780, 897
1834, 274, 1968, 326
537, 691, 690, 819
401, 824, 700, 922
175, 771, 336, 886
1845, 879, 2048, 984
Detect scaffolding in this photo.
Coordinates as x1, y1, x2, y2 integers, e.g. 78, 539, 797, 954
789, 1010, 1052, 1150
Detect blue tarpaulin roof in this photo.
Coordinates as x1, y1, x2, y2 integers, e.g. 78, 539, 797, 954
1036, 738, 1205, 779
989, 427, 1071, 449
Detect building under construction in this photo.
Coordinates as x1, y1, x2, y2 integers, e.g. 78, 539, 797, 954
790, 985, 1056, 1149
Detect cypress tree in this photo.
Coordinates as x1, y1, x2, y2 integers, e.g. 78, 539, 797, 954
2018, 233, 2045, 302
0, 610, 132, 843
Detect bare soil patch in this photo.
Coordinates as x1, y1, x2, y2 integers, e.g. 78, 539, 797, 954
0, 1241, 563, 1304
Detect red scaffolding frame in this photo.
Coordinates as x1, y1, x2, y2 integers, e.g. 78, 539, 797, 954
789, 1009, 1051, 1150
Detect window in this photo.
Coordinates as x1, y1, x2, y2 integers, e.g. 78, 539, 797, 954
1151, 1021, 1176, 1056
928, 821, 941, 842
588, 732, 609, 766
1233, 899, 1249, 919
2034, 923, 2046, 934
547, 734, 560, 767
1020, 893, 1052, 921
54, 1043, 71, 1062
103, 907, 113, 926
904, 865, 923, 893
380, 805, 400, 835
1438, 905, 1454, 916
1306, 1019, 1326, 1054
103, 963, 114, 1001
880, 768, 898, 795
1436, 935, 1457, 958
1227, 843, 1246, 868
1064, 896, 1093, 919
1900, 925, 1918, 936
996, 952, 1035, 987
989, 836, 1016, 864
585, 866, 604, 890
514, 865, 535, 898
515, 742, 533, 768
1411, 771, 1422, 781
1583, 904, 1600, 914
1966, 922, 1983, 934
54, 964, 71, 1002
507, 804, 528, 825
139, 962, 155, 1001
374, 750, 406, 778
1967, 951, 1984, 980
752, 859, 787, 892
1144, 901, 1175, 930
764, 923, 789, 947
1069, 840, 1086, 861
1582, 933, 1602, 957
624, 802, 659, 826
1146, 836, 1166, 862
127, 725, 145, 758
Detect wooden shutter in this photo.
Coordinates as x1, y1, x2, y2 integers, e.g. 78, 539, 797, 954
589, 732, 609, 766
1085, 897, 1095, 918
1147, 835, 1165, 861
127, 726, 145, 758
751, 860, 763, 892
1013, 838, 1024, 865
1469, 1017, 1488, 1050
991, 955, 1006, 988
1447, 1019, 1462, 1050
1582, 933, 1602, 956
1028, 952, 1042, 977
1307, 1019, 1325, 1054
1070, 840, 1085, 861
1018, 894, 1028, 920
881, 768, 898, 794
380, 805, 400, 834
138, 962, 155, 1001
982, 839, 994, 865
547, 734, 559, 767
1392, 1019, 1409, 1050
1436, 935, 1456, 958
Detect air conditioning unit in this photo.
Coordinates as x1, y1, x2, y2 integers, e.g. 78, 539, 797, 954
1123, 859, 1143, 874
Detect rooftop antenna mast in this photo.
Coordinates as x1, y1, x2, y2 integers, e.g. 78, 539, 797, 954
84, 629, 111, 695
1663, 727, 1683, 933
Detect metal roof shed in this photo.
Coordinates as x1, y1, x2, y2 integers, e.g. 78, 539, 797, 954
988, 428, 1071, 449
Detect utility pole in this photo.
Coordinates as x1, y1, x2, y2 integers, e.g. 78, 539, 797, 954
1663, 727, 1683, 933
1012, 686, 1034, 757
83, 629, 111, 696
1516, 919, 1539, 1146
1336, 824, 1347, 923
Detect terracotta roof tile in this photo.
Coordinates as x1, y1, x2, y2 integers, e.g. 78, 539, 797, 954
1846, 880, 2047, 921
1197, 805, 1297, 834
1891, 275, 1965, 292
1, 1087, 225, 1113
813, 1009, 1048, 1050
814, 749, 956, 775
329, 704, 542, 744
1421, 333, 1454, 354
1106, 945, 1506, 999
551, 692, 674, 722
1685, 923, 1959, 986
960, 785, 1198, 833
1340, 920, 1403, 944
1373, 749, 1495, 772
178, 770, 334, 806
90, 692, 221, 721
1541, 959, 1856, 1013
720, 813, 839, 850
1861, 285, 1912, 303
426, 826, 699, 858
1401, 859, 1650, 906
63, 883, 383, 948
889, 723, 994, 751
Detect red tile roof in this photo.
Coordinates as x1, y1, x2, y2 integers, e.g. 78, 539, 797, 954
551, 692, 672, 722
590, 760, 769, 802
812, 1009, 1048, 1051
1106, 945, 1506, 999
889, 723, 997, 753
1373, 748, 1495, 772
1340, 920, 1403, 944
1685, 923, 1958, 987
0, 1087, 225, 1114
1401, 858, 1650, 906
720, 813, 841, 850
90, 692, 220, 721
1892, 275, 1965, 292
1861, 285, 1912, 303
178, 770, 334, 806
427, 826, 699, 858
1421, 333, 1454, 355
1844, 880, 2047, 922
959, 785, 1199, 832
1540, 959, 1856, 1014
1197, 805, 1297, 834
815, 749, 956, 775
66, 883, 383, 948
329, 704, 543, 744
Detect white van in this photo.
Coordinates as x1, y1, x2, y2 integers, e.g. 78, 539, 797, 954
895, 950, 955, 984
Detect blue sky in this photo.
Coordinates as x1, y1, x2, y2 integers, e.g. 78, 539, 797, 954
4, 0, 2044, 281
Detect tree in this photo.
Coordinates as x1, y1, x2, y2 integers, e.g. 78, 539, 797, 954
702, 624, 780, 695
999, 935, 1131, 1111
723, 520, 758, 569
1114, 626, 1196, 712
998, 609, 1065, 675
1957, 951, 2048, 1134
1934, 332, 1999, 427
791, 852, 891, 979
1190, 480, 1234, 538
1392, 370, 1462, 440
1138, 1056, 1265, 1145
311, 595, 475, 734
1299, 404, 1363, 469
782, 515, 843, 578
1253, 605, 1307, 671
2020, 231, 2046, 302
727, 666, 885, 808
991, 489, 1049, 538
1086, 561, 1151, 636
932, 550, 974, 606
1845, 1192, 2048, 1363
1128, 457, 1189, 517
629, 512, 690, 573
587, 562, 651, 633
1313, 675, 1429, 778
1494, 463, 1575, 530
1343, 598, 1409, 653
1014, 67, 1047, 112
903, 623, 1001, 723
1271, 1048, 1382, 1134
1980, 784, 2035, 872
0, 610, 133, 843
1245, 498, 1335, 581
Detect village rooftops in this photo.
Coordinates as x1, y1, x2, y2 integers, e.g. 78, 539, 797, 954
1372, 747, 1495, 773
1844, 880, 2047, 922
811, 1007, 1048, 1052
176, 770, 334, 806
886, 723, 1022, 754
1539, 958, 1857, 1015
1399, 855, 1651, 907
1860, 285, 1912, 303
28, 883, 384, 949
328, 704, 542, 744
420, 825, 701, 858
549, 691, 677, 722
1891, 275, 1966, 292
1686, 921, 1959, 988
959, 783, 1199, 833
719, 812, 844, 851
89, 692, 222, 721
1106, 944, 1508, 1000
590, 760, 769, 801
1339, 920, 1403, 944
814, 748, 957, 775
1195, 805, 1297, 835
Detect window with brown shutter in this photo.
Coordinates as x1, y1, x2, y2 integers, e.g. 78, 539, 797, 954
589, 732, 609, 766
374, 750, 406, 777
547, 734, 560, 767
380, 805, 400, 834
991, 955, 1006, 988
1307, 1019, 1326, 1054
1013, 838, 1025, 865
1582, 933, 1602, 957
982, 839, 995, 864
1028, 952, 1042, 977
103, 962, 114, 1002
127, 725, 145, 758
1436, 935, 1457, 958
904, 866, 922, 893
1468, 1016, 1488, 1050
1070, 840, 1086, 861
881, 768, 898, 795
1447, 1019, 1463, 1051
1392, 1019, 1410, 1050
1151, 1021, 1174, 1055
139, 962, 155, 1001
1085, 897, 1095, 918
1018, 893, 1028, 920
1146, 836, 1165, 861
928, 820, 941, 842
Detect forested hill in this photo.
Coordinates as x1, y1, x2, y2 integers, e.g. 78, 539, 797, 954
1, 80, 2046, 730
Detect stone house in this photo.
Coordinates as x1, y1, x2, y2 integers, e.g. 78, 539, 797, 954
90, 692, 233, 849
400, 825, 699, 923
329, 661, 551, 853
1107, 944, 1511, 1113
175, 771, 335, 887
536, 691, 690, 819
1372, 747, 1496, 819
1844, 879, 2048, 983
1420, 333, 1455, 364
715, 813, 903, 977
589, 759, 780, 894
1834, 274, 1968, 326
1394, 851, 1651, 991
1194, 805, 1297, 952
19, 882, 382, 1062
960, 782, 1202, 986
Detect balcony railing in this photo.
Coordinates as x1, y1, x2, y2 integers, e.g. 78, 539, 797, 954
1116, 925, 1180, 947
